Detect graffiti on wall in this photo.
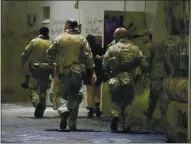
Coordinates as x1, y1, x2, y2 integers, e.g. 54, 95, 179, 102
85, 15, 103, 35
50, 19, 67, 36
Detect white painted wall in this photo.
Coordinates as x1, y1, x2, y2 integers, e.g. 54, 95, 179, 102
41, 1, 147, 38
78, 1, 147, 37
78, 1, 124, 37
41, 1, 78, 39
145, 1, 168, 43
125, 1, 145, 12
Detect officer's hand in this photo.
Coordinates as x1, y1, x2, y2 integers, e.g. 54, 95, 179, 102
92, 73, 97, 84
95, 55, 101, 59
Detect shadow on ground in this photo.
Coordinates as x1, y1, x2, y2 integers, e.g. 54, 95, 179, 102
44, 128, 165, 135
44, 129, 103, 132
16, 116, 111, 121
17, 116, 60, 119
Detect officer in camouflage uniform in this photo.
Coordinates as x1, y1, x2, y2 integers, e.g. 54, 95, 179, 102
46, 19, 96, 131
21, 27, 52, 118
143, 31, 174, 121
102, 28, 148, 132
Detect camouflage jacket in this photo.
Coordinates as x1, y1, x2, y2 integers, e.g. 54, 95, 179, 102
21, 35, 51, 68
46, 30, 95, 74
147, 41, 174, 79
102, 38, 148, 85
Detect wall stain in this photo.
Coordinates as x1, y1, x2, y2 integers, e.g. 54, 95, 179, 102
85, 16, 103, 35
50, 19, 67, 36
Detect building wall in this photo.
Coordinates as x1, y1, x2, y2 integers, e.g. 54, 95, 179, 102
41, 1, 78, 39
2, 1, 44, 102
146, 1, 168, 43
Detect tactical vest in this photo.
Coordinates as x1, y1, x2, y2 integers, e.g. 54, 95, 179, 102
29, 36, 51, 64
109, 42, 140, 75
55, 32, 86, 74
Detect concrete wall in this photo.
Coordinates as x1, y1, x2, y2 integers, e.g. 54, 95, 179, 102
41, 1, 78, 39
146, 1, 169, 43
2, 1, 44, 102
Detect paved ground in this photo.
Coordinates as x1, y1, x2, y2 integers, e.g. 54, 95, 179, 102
2, 104, 167, 143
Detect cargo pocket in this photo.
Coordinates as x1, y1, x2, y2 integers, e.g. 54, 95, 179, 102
70, 65, 82, 84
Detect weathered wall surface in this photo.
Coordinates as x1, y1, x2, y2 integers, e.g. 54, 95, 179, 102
41, 1, 78, 39
2, 1, 43, 102
145, 1, 169, 43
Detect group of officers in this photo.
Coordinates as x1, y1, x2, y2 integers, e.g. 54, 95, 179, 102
20, 18, 173, 132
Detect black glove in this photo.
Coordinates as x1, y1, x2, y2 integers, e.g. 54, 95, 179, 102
21, 74, 30, 89
78, 92, 83, 104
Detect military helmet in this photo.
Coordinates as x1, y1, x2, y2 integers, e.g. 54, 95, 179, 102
66, 18, 79, 31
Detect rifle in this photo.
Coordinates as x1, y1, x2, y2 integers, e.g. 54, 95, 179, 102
126, 23, 144, 39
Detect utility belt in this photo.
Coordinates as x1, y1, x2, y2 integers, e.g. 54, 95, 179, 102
111, 66, 133, 78
29, 62, 52, 71
29, 63, 53, 78
58, 63, 86, 76
58, 64, 86, 83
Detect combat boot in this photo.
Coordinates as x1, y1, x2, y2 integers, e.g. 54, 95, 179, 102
68, 109, 78, 131
87, 107, 94, 118
110, 112, 119, 132
111, 116, 119, 132
123, 115, 131, 133
34, 94, 46, 118
34, 104, 44, 118
60, 111, 69, 130
95, 103, 102, 117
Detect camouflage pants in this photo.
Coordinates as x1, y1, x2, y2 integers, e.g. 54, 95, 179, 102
109, 83, 135, 129
28, 71, 50, 113
56, 69, 82, 127
147, 78, 167, 119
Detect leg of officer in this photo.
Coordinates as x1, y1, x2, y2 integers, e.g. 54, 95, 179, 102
109, 85, 122, 132
92, 85, 102, 116
28, 75, 40, 108
145, 79, 162, 119
123, 84, 135, 133
34, 75, 51, 118
67, 82, 82, 130
56, 73, 70, 130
